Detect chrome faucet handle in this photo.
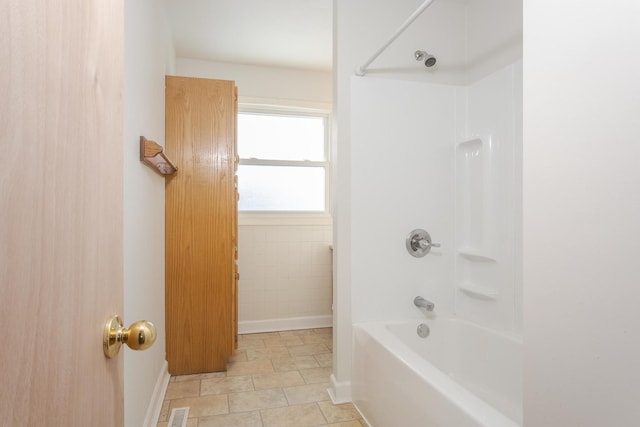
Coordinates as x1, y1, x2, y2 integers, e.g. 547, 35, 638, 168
416, 239, 440, 249
406, 229, 440, 257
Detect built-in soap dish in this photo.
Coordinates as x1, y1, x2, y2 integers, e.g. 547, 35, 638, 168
457, 281, 498, 300
457, 247, 496, 263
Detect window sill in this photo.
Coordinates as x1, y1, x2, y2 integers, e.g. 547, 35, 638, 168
239, 212, 333, 226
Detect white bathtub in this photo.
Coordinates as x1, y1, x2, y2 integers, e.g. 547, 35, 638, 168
352, 318, 522, 427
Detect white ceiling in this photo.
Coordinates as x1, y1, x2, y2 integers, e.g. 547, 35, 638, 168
162, 0, 333, 71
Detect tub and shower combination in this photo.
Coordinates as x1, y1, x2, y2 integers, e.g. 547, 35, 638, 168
352, 317, 522, 427
347, 0, 523, 425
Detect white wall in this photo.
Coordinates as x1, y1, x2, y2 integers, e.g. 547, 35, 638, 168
467, 0, 522, 82
175, 58, 334, 331
123, 1, 175, 426
523, 1, 640, 425
176, 58, 332, 105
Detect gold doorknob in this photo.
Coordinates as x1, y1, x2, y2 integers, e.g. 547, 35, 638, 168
103, 315, 157, 358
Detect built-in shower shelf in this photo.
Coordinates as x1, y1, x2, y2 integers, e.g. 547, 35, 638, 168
457, 137, 483, 147
458, 281, 499, 299
457, 247, 496, 263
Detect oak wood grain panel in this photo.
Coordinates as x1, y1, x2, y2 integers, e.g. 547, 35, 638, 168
0, 0, 124, 425
165, 76, 237, 374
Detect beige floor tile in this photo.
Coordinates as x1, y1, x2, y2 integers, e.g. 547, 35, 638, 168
165, 380, 201, 399
198, 410, 263, 427
246, 346, 291, 361
262, 335, 305, 347
169, 394, 229, 418
271, 355, 320, 372
261, 403, 327, 427
278, 329, 317, 337
317, 402, 362, 424
158, 400, 171, 422
314, 353, 333, 368
252, 370, 305, 390
228, 388, 288, 413
300, 367, 332, 384
158, 328, 339, 427
227, 359, 274, 377
237, 339, 266, 350
229, 350, 248, 363
298, 334, 332, 344
201, 375, 254, 395
173, 372, 226, 382
283, 382, 331, 405
240, 332, 280, 340
287, 343, 331, 357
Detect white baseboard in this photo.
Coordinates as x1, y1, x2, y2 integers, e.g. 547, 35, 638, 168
238, 315, 333, 334
143, 360, 171, 427
327, 374, 351, 404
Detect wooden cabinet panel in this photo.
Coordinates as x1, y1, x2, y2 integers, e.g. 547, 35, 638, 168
165, 76, 238, 374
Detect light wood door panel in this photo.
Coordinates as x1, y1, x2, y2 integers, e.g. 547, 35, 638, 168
0, 0, 124, 425
165, 76, 237, 374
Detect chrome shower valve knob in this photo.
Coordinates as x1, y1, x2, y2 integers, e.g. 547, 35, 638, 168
406, 229, 441, 257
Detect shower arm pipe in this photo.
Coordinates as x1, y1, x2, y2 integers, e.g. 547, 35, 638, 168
354, 0, 436, 77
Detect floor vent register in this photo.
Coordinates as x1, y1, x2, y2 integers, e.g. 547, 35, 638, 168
167, 407, 189, 427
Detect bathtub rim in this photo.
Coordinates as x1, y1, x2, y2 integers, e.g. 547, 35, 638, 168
352, 318, 522, 427
384, 315, 524, 345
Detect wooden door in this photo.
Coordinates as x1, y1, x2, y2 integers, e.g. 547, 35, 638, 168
165, 77, 237, 374
0, 1, 124, 426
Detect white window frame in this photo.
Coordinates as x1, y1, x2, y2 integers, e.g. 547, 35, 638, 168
237, 100, 332, 226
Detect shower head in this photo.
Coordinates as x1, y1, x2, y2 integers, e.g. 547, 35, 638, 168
414, 50, 437, 68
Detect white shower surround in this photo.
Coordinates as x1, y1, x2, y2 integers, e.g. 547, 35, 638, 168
332, 0, 524, 403
350, 61, 521, 327
349, 61, 522, 423
350, 76, 456, 323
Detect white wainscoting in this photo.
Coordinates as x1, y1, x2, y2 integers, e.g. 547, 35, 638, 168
238, 223, 333, 329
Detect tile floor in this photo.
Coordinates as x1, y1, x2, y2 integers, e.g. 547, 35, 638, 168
157, 328, 367, 427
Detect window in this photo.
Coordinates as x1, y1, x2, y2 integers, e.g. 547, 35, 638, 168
237, 108, 331, 213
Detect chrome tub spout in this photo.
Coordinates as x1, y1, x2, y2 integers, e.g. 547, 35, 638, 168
414, 296, 435, 311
